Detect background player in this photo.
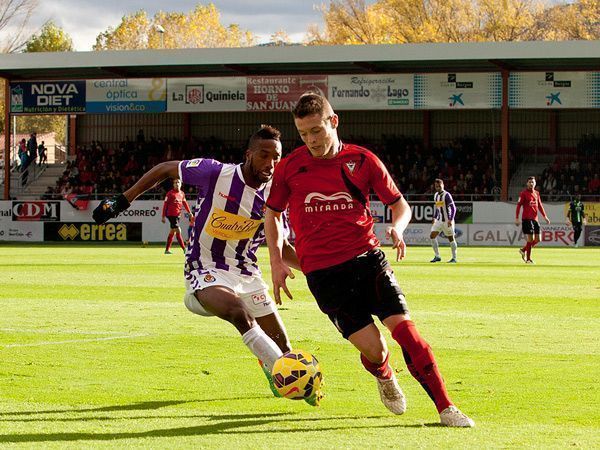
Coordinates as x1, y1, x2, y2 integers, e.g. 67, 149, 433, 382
162, 178, 192, 254
429, 178, 458, 263
93, 126, 317, 404
515, 176, 550, 264
567, 194, 586, 247
265, 93, 474, 427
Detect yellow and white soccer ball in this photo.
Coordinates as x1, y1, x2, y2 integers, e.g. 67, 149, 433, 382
271, 350, 322, 400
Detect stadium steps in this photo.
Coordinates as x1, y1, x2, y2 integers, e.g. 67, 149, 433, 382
508, 156, 554, 201
13, 163, 66, 200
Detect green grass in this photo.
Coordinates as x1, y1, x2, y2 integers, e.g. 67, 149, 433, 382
0, 244, 599, 449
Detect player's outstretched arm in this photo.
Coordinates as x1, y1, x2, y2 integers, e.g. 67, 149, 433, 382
386, 196, 411, 262
265, 207, 294, 304
93, 161, 180, 224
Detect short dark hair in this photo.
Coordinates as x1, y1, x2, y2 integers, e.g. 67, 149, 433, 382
248, 125, 281, 149
292, 93, 329, 119
527, 176, 536, 182
434, 178, 444, 185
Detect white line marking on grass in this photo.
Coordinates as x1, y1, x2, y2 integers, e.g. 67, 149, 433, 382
0, 328, 132, 335
2, 333, 149, 348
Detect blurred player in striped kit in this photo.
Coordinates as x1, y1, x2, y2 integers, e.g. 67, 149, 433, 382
430, 179, 458, 263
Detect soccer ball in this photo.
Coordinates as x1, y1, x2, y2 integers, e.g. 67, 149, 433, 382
271, 350, 322, 400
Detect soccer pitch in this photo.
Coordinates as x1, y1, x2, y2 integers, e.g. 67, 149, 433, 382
1, 244, 598, 449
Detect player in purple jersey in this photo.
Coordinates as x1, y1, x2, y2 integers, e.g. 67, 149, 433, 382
430, 179, 458, 263
93, 126, 319, 404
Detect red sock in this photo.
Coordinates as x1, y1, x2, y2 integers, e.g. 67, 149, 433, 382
360, 352, 393, 380
392, 320, 452, 413
525, 241, 532, 259
165, 233, 175, 251
176, 233, 185, 250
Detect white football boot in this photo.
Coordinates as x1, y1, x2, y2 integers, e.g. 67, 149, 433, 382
376, 374, 406, 415
439, 405, 475, 427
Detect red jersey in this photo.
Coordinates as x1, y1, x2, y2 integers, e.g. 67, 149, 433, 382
516, 188, 546, 221
267, 143, 402, 274
163, 189, 188, 217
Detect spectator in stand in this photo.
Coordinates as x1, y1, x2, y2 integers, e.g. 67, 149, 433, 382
27, 132, 37, 166
38, 141, 47, 166
18, 139, 27, 169
589, 174, 600, 195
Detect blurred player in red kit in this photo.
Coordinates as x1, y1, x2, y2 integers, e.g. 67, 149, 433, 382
162, 178, 192, 254
515, 176, 550, 264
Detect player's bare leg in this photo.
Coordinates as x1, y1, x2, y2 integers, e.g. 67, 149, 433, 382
430, 231, 441, 262
348, 323, 406, 414
383, 314, 474, 427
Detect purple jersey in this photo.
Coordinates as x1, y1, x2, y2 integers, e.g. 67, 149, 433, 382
433, 190, 456, 222
179, 158, 273, 277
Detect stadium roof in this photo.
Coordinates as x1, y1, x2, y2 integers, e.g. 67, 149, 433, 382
0, 40, 599, 81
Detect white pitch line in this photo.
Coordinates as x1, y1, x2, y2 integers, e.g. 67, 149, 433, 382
0, 328, 137, 335
2, 333, 149, 348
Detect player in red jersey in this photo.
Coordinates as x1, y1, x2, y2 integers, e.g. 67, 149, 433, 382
162, 178, 192, 254
264, 93, 474, 427
515, 176, 550, 264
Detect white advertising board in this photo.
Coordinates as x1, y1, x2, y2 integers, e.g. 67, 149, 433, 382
86, 78, 167, 113
0, 220, 44, 241
469, 223, 574, 247
167, 77, 246, 112
473, 202, 568, 224
509, 71, 600, 109
414, 73, 502, 109
373, 223, 469, 246
328, 74, 413, 110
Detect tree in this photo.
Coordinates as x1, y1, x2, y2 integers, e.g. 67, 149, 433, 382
308, 0, 597, 45
25, 20, 74, 52
531, 0, 600, 41
0, 0, 38, 53
269, 29, 292, 46
94, 3, 255, 50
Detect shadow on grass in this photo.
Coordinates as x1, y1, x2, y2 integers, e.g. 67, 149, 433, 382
0, 397, 266, 417
0, 413, 432, 443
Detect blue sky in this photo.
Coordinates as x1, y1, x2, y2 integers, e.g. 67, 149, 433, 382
32, 0, 373, 51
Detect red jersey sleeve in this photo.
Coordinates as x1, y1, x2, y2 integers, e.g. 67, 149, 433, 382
266, 158, 291, 212
516, 191, 524, 218
367, 152, 402, 205
162, 194, 169, 218
537, 192, 547, 217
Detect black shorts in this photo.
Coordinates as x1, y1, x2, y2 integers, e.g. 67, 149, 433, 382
522, 219, 540, 235
305, 249, 409, 339
167, 216, 180, 229
572, 222, 583, 231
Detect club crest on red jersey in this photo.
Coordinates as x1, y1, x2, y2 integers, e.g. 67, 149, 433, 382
345, 161, 356, 175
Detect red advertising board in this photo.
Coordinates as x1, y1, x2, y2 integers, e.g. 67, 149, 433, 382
246, 75, 328, 111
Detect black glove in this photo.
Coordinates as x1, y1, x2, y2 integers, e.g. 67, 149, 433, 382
92, 194, 130, 224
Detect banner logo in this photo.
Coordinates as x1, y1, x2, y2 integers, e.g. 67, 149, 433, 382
45, 222, 141, 241
12, 201, 60, 221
